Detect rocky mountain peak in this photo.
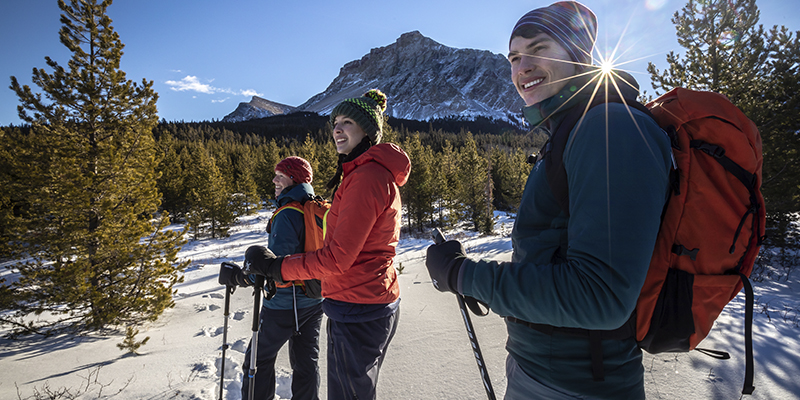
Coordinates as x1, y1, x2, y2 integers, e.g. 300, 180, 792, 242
222, 96, 297, 123
225, 31, 525, 126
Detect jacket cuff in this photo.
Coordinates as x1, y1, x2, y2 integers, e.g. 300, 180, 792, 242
456, 258, 473, 295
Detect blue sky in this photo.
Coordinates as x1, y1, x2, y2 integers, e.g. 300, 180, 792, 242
1, 0, 797, 125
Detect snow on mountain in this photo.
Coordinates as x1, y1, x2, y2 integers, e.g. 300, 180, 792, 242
222, 96, 298, 123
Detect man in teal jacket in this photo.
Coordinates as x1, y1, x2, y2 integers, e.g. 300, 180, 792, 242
425, 2, 673, 399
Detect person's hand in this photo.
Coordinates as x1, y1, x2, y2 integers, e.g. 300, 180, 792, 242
218, 262, 251, 288
426, 240, 467, 294
243, 246, 285, 284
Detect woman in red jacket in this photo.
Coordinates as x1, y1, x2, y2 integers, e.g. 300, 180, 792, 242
243, 89, 411, 400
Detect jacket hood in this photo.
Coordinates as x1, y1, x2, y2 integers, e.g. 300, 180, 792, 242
345, 143, 411, 187
277, 182, 315, 207
523, 66, 641, 130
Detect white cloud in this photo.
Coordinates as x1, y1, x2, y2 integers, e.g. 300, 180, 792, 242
165, 76, 215, 94
164, 75, 262, 98
212, 98, 230, 103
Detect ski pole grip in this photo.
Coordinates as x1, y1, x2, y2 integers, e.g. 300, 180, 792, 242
432, 228, 446, 245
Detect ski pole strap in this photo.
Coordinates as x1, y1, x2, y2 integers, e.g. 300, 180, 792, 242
464, 295, 490, 316
694, 347, 730, 359
506, 315, 636, 382
740, 273, 756, 395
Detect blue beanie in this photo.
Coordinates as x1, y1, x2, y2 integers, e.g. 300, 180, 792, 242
510, 1, 598, 67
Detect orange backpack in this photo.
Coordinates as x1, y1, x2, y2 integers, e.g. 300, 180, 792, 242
268, 196, 331, 298
543, 87, 764, 395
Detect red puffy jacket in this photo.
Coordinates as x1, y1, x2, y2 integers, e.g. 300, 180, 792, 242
281, 143, 411, 304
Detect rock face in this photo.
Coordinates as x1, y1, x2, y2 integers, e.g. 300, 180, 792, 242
222, 96, 297, 123
225, 31, 525, 126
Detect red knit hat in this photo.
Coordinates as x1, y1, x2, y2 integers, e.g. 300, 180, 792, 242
275, 156, 313, 184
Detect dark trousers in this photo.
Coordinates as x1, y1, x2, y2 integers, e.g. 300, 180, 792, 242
326, 308, 400, 400
242, 304, 324, 400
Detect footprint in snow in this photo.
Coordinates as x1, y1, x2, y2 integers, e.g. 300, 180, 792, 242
209, 293, 225, 299
231, 338, 248, 353
198, 326, 226, 337
233, 311, 246, 321
215, 355, 241, 380
194, 304, 221, 312
275, 367, 293, 399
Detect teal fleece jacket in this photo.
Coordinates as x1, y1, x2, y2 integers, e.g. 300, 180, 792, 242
459, 70, 672, 398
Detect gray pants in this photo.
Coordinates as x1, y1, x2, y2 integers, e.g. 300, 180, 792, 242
504, 355, 594, 400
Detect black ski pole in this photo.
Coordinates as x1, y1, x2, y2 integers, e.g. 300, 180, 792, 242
431, 228, 496, 400
246, 275, 265, 400
218, 282, 234, 400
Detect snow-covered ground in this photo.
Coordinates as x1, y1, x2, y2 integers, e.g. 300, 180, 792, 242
2, 210, 798, 399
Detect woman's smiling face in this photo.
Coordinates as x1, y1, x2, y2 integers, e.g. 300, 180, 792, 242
332, 115, 368, 155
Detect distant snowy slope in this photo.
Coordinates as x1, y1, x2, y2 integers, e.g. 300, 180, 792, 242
223, 96, 298, 122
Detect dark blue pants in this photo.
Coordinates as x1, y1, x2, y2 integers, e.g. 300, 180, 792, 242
326, 308, 400, 400
242, 304, 324, 400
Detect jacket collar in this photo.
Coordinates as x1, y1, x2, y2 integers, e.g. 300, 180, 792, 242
522, 67, 641, 135
277, 182, 314, 207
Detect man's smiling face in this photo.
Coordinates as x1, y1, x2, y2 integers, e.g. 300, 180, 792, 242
509, 33, 578, 106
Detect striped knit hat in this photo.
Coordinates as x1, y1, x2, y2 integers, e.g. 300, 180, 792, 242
329, 89, 387, 144
510, 1, 598, 68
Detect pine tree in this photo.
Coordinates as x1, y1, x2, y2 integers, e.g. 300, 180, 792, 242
434, 140, 463, 229
227, 143, 260, 215
401, 134, 437, 233
0, 127, 22, 259
155, 134, 190, 220
490, 146, 532, 212
648, 0, 800, 247
297, 134, 330, 198
254, 140, 282, 206
381, 119, 399, 146
3, 0, 188, 335
458, 132, 494, 234
184, 144, 236, 239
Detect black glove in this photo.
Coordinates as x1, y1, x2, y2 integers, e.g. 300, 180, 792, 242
219, 262, 251, 288
243, 246, 285, 284
426, 240, 467, 294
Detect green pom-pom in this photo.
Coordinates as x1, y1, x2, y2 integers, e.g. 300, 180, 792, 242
364, 89, 387, 113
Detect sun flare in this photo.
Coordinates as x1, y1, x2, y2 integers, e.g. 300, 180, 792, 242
600, 60, 614, 75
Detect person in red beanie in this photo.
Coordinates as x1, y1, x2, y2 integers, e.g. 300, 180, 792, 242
220, 155, 323, 400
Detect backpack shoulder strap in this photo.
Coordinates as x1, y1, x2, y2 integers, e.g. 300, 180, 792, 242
267, 201, 304, 234
546, 95, 653, 216
272, 201, 304, 220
